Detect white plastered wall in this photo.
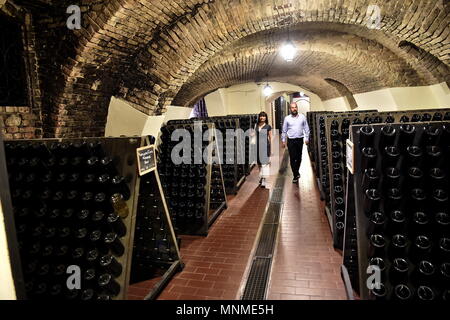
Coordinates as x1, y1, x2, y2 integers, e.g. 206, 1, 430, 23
105, 97, 192, 138
325, 82, 450, 112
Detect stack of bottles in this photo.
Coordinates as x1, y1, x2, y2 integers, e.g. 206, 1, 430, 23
131, 173, 178, 284
210, 164, 227, 210
157, 121, 226, 235
4, 141, 130, 300
352, 121, 450, 300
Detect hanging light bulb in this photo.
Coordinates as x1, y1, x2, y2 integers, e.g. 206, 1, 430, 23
263, 83, 273, 97
281, 40, 297, 62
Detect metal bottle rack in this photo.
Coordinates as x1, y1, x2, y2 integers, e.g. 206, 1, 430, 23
0, 136, 182, 301
157, 120, 228, 237
342, 116, 450, 300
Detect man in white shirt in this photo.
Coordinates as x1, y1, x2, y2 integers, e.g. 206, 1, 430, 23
282, 103, 311, 183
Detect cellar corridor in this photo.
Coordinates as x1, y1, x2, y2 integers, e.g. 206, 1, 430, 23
127, 143, 345, 300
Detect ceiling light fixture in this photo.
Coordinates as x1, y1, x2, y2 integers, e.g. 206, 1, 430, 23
263, 83, 273, 97
281, 39, 297, 62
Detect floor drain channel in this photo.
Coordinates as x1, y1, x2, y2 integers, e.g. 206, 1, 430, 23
241, 151, 288, 300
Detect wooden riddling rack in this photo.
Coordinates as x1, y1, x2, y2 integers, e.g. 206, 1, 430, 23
1, 137, 182, 301
342, 109, 450, 294
306, 111, 330, 172
342, 114, 450, 300
229, 114, 259, 176
191, 116, 246, 195
129, 142, 183, 299
157, 120, 228, 236
313, 111, 378, 232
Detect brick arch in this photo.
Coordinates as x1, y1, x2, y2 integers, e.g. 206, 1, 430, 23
47, 0, 449, 137
172, 29, 426, 106
325, 79, 358, 110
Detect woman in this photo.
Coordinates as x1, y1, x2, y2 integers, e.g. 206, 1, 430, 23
255, 112, 272, 188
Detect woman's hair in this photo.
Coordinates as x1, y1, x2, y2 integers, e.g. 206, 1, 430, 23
258, 112, 269, 125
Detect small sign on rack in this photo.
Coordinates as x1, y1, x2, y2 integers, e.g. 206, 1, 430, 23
137, 145, 156, 176
346, 139, 355, 175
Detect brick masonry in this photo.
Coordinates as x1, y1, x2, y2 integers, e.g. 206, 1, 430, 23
0, 106, 43, 140
1, 0, 449, 138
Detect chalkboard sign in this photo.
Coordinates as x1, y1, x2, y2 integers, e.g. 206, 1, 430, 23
137, 145, 156, 176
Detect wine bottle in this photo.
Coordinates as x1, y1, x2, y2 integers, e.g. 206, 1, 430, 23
379, 126, 396, 149
99, 255, 123, 278
398, 124, 416, 151
422, 125, 442, 146
435, 212, 450, 238
392, 284, 412, 301
416, 286, 435, 301
425, 146, 443, 168
383, 146, 400, 169
362, 169, 380, 190
388, 234, 408, 259
385, 188, 403, 213
358, 126, 375, 148
428, 168, 447, 190
368, 234, 386, 258
439, 263, 450, 288
367, 212, 386, 235
411, 114, 421, 123
412, 260, 437, 287
80, 289, 95, 301
389, 258, 410, 286
97, 274, 121, 297
383, 167, 401, 189
406, 146, 423, 168
421, 113, 432, 122
364, 189, 381, 216
432, 189, 448, 212
361, 147, 377, 170
104, 232, 125, 257
388, 210, 407, 235
407, 168, 424, 190
370, 283, 387, 301
435, 238, 450, 264
410, 212, 430, 236
411, 235, 433, 263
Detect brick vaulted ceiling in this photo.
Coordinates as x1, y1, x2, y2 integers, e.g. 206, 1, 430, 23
3, 0, 449, 137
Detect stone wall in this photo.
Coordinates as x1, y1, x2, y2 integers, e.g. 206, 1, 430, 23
0, 107, 42, 140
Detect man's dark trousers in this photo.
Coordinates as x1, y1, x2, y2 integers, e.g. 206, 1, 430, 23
287, 138, 304, 179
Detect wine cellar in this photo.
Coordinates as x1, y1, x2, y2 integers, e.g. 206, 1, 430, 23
1, 0, 450, 304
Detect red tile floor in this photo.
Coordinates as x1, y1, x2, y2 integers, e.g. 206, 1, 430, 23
266, 146, 347, 300
128, 145, 347, 300
128, 168, 270, 300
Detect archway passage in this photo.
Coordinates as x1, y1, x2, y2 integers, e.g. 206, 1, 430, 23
4, 0, 449, 137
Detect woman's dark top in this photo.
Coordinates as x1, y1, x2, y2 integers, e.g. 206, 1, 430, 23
256, 124, 272, 165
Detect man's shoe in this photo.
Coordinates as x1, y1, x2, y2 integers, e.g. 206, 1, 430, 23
293, 177, 299, 184
261, 178, 266, 188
